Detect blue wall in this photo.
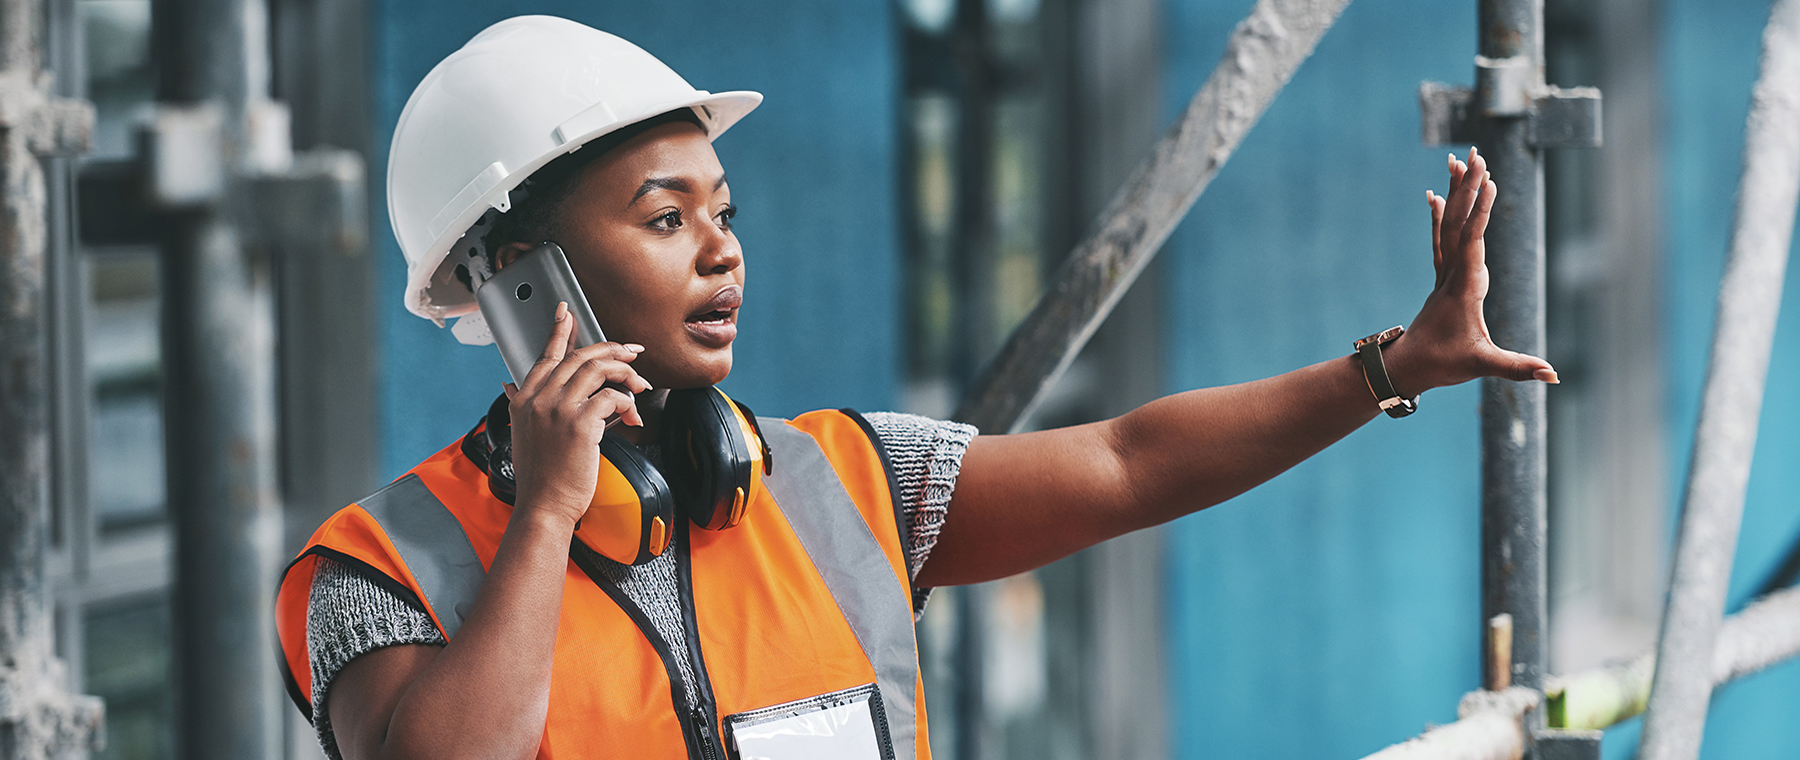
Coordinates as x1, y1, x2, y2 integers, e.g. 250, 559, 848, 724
370, 1, 902, 478
365, 1, 1800, 757
1159, 0, 1800, 758
1160, 2, 1485, 757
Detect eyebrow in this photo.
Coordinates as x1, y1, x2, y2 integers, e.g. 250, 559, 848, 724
627, 174, 729, 208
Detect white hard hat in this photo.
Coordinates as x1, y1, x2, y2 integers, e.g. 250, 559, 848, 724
388, 15, 762, 326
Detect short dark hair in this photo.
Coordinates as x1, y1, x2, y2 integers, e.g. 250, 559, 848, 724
481, 108, 707, 258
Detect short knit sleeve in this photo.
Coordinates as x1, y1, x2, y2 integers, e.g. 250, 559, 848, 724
306, 557, 445, 760
861, 411, 978, 616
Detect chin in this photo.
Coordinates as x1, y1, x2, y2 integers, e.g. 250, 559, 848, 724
698, 351, 733, 386
666, 350, 733, 389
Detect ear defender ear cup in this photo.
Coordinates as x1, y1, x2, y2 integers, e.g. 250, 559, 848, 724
659, 387, 765, 531
478, 392, 675, 566
574, 436, 676, 565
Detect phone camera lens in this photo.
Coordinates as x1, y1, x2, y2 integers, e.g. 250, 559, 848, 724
516, 283, 532, 301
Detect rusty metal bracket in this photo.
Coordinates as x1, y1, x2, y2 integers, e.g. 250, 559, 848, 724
1533, 88, 1603, 149
0, 72, 93, 156
1420, 82, 1601, 149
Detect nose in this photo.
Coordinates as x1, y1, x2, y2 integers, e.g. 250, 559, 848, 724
695, 216, 741, 276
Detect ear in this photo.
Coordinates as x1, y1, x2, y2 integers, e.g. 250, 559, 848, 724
493, 241, 534, 271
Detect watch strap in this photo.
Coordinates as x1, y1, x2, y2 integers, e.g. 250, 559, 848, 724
1354, 326, 1417, 418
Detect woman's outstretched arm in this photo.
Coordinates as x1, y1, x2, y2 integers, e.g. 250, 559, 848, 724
918, 148, 1555, 588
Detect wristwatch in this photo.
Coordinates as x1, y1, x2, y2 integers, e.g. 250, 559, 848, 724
1354, 326, 1418, 418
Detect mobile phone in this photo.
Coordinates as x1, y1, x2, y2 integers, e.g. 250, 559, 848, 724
477, 242, 609, 385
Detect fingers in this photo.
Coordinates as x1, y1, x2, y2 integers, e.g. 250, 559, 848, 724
521, 302, 575, 392
584, 387, 642, 428
1445, 149, 1486, 234
1428, 190, 1447, 289
560, 351, 652, 404
1460, 177, 1497, 258
546, 341, 648, 393
1439, 149, 1494, 289
1486, 346, 1558, 384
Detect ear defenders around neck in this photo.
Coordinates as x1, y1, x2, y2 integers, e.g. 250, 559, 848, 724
479, 387, 770, 566
659, 386, 769, 531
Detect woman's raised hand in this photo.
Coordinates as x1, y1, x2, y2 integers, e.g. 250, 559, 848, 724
1384, 147, 1558, 397
502, 302, 653, 526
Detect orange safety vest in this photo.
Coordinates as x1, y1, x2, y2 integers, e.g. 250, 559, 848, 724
275, 409, 930, 759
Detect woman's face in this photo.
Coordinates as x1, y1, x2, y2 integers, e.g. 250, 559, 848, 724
547, 122, 743, 390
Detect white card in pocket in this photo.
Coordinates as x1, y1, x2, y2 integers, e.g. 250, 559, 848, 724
724, 683, 893, 760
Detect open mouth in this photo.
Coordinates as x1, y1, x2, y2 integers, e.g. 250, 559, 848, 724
686, 285, 743, 325
688, 308, 735, 325
684, 285, 742, 348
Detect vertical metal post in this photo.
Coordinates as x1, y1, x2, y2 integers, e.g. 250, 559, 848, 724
1423, 0, 1596, 751
1477, 0, 1549, 708
0, 0, 103, 753
152, 0, 284, 757
949, 3, 995, 758
1638, 1, 1800, 758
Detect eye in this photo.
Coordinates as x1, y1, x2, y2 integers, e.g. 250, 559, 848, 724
650, 210, 683, 232
716, 204, 738, 231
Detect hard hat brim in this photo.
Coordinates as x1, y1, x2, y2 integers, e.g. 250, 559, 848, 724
402, 89, 763, 324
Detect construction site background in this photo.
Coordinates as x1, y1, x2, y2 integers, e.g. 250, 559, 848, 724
12, 0, 1798, 759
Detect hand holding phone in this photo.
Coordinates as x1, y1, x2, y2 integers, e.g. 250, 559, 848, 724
478, 243, 611, 385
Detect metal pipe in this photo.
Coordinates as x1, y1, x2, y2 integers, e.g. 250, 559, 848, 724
1358, 688, 1540, 760
952, 0, 1355, 433
0, 0, 103, 752
1638, 2, 1800, 757
1549, 584, 1800, 732
152, 0, 284, 757
1475, 0, 1550, 708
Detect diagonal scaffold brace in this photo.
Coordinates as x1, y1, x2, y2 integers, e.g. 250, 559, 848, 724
1637, 0, 1800, 758
953, 0, 1354, 434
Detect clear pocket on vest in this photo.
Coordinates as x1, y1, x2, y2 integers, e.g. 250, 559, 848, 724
723, 682, 894, 760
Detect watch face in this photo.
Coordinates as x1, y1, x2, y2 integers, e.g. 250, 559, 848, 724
1355, 325, 1406, 350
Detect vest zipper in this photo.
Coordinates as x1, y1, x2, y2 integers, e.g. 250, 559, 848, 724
566, 542, 713, 760
675, 520, 728, 760
692, 707, 722, 760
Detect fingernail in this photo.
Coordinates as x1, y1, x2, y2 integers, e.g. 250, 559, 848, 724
624, 343, 646, 353
1534, 368, 1560, 384
556, 301, 568, 320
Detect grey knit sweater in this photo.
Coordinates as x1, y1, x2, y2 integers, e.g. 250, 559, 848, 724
305, 411, 975, 759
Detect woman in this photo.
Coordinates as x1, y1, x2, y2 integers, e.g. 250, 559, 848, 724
275, 16, 1554, 760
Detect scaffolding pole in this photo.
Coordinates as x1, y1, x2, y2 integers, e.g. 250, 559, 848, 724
1474, 0, 1550, 705
953, 0, 1354, 434
0, 0, 102, 754
1637, 0, 1800, 757
151, 0, 285, 757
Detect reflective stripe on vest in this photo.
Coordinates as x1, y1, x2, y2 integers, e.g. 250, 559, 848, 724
760, 420, 919, 760
358, 474, 486, 638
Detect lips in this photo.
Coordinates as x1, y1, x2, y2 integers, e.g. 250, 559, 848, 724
684, 285, 741, 348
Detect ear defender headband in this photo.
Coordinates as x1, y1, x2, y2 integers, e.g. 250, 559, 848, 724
478, 387, 770, 565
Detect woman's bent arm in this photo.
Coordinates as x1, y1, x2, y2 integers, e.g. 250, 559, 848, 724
329, 508, 575, 760
329, 304, 651, 759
